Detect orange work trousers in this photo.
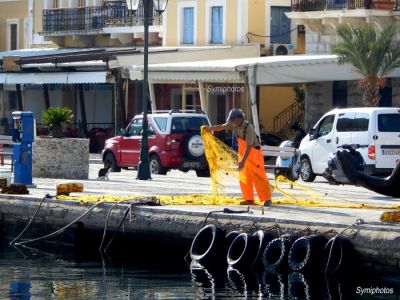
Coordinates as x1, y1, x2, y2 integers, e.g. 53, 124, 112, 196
238, 138, 271, 202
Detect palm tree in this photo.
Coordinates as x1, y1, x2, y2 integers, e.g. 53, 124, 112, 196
332, 24, 400, 106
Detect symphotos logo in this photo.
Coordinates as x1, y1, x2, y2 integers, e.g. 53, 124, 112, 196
355, 286, 394, 296
207, 85, 245, 94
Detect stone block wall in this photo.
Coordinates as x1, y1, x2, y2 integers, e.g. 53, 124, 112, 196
33, 138, 89, 179
304, 81, 333, 129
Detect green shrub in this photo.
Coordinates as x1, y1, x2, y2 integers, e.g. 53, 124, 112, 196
41, 107, 74, 138
41, 107, 73, 127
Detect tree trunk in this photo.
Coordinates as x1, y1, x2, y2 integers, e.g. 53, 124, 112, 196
359, 76, 386, 107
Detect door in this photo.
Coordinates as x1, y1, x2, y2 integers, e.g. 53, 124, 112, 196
375, 111, 400, 169
270, 7, 291, 44
119, 118, 143, 166
332, 81, 347, 108
334, 112, 354, 148
208, 94, 227, 125
349, 112, 370, 165
311, 114, 336, 174
379, 79, 392, 107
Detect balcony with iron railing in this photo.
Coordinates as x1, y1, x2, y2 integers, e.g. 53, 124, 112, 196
42, 0, 160, 35
291, 0, 399, 11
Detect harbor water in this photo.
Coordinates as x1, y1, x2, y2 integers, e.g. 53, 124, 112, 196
0, 239, 399, 300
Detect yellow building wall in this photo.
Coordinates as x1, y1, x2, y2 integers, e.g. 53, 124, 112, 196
33, 1, 45, 34
259, 86, 295, 133
225, 1, 237, 44
197, 0, 206, 44
247, 0, 266, 46
0, 1, 28, 51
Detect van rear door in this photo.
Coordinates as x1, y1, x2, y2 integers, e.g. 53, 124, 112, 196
375, 110, 400, 169
349, 112, 370, 165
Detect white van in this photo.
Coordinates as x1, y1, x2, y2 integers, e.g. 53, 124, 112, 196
299, 107, 400, 182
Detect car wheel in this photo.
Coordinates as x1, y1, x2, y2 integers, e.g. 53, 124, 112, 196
300, 157, 316, 182
149, 155, 167, 175
104, 152, 121, 172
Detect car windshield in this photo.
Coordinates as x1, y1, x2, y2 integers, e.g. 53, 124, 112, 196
378, 113, 400, 132
171, 116, 209, 133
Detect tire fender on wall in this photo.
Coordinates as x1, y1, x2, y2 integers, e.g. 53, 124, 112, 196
190, 224, 224, 266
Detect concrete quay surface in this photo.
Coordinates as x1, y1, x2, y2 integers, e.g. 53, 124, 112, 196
0, 161, 400, 271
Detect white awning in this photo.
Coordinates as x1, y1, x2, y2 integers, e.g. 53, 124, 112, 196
6, 73, 69, 84
0, 71, 109, 85
128, 54, 400, 85
0, 74, 6, 84
67, 72, 109, 84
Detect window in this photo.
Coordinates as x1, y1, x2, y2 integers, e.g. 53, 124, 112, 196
336, 112, 354, 132
148, 126, 155, 136
378, 114, 400, 132
128, 119, 143, 136
6, 20, 19, 51
353, 113, 369, 132
182, 7, 194, 44
337, 112, 369, 132
154, 117, 167, 132
270, 7, 291, 44
171, 117, 209, 133
317, 115, 335, 137
10, 24, 17, 50
211, 6, 223, 44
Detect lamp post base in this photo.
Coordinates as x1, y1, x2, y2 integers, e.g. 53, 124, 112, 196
137, 161, 151, 180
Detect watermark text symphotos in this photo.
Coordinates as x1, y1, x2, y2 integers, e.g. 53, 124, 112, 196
356, 286, 394, 296
207, 85, 245, 94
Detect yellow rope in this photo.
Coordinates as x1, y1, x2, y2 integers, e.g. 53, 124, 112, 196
55, 128, 400, 212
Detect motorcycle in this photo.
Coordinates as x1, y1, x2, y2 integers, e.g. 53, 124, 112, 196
274, 122, 304, 182
275, 140, 301, 182
323, 144, 366, 185
323, 144, 400, 197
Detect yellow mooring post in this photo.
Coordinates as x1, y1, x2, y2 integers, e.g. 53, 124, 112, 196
56, 183, 84, 196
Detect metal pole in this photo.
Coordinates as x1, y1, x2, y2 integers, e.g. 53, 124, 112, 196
137, 0, 151, 180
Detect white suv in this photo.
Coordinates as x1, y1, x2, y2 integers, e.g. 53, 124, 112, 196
299, 107, 400, 182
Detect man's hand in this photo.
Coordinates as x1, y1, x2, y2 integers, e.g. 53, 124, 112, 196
202, 126, 212, 132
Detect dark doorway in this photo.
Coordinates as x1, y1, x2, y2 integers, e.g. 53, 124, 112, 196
332, 81, 347, 108
379, 78, 392, 107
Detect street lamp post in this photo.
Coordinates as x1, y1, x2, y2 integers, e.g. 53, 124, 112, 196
136, 0, 168, 180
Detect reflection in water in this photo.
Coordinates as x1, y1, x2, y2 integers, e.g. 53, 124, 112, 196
0, 240, 399, 299
226, 266, 260, 298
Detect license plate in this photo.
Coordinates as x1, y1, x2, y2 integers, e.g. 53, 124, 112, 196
183, 161, 201, 168
382, 149, 400, 155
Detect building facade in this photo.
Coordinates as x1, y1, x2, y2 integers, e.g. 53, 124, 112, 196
151, 0, 306, 134
287, 2, 400, 128
0, 0, 33, 51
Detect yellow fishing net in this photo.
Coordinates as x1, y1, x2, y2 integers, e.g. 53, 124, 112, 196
200, 128, 240, 196
55, 128, 400, 213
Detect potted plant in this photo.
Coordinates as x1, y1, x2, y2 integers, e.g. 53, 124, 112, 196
33, 106, 89, 179
41, 107, 73, 138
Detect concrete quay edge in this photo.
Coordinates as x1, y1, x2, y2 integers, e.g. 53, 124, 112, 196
0, 195, 399, 271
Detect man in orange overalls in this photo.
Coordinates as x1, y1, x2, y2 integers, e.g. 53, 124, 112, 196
204, 109, 272, 206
